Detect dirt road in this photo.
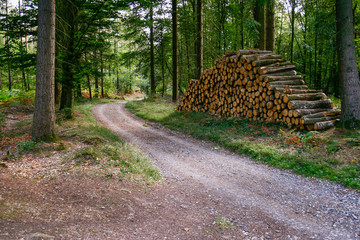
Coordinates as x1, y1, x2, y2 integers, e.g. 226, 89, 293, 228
93, 102, 360, 240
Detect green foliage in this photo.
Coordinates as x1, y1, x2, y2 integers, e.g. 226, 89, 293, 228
1, 0, 360, 103
325, 140, 340, 153
61, 108, 73, 120
0, 89, 34, 105
18, 140, 40, 153
0, 112, 6, 127
0, 1, 37, 91
127, 98, 360, 189
213, 217, 234, 230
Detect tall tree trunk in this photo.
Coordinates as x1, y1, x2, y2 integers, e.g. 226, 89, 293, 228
220, 0, 227, 51
233, 12, 239, 50
150, 2, 156, 95
59, 0, 76, 110
172, 0, 178, 102
0, 74, 2, 90
254, 0, 266, 50
266, 0, 275, 51
216, 0, 224, 55
161, 37, 165, 96
240, 0, 244, 49
8, 68, 12, 90
336, 0, 360, 128
314, 32, 318, 89
290, 0, 296, 63
55, 81, 61, 105
195, 0, 203, 79
59, 62, 74, 110
316, 46, 322, 89
32, 0, 56, 140
87, 75, 92, 99
100, 51, 104, 98
5, 0, 12, 90
115, 40, 120, 92
94, 50, 99, 97
116, 69, 120, 92
276, 9, 284, 53
185, 35, 191, 80
19, 0, 28, 91
303, 0, 308, 83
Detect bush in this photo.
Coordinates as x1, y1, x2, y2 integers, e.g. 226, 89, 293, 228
0, 89, 35, 106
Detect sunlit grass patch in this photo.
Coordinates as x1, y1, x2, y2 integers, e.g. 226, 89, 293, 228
60, 98, 161, 184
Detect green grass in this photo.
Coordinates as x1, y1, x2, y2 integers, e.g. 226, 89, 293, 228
126, 97, 360, 189
15, 119, 32, 128
61, 98, 161, 183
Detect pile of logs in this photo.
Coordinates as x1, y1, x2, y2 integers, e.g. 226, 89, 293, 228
177, 50, 341, 130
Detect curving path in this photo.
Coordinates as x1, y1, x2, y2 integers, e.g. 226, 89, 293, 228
93, 102, 360, 240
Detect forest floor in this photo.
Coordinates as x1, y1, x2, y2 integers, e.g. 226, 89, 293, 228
0, 97, 360, 239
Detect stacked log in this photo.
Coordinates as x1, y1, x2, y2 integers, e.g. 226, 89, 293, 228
177, 49, 341, 130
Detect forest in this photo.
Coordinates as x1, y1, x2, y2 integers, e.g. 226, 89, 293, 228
1, 1, 360, 238
0, 0, 359, 135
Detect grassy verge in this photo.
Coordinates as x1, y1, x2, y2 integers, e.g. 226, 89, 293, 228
126, 97, 360, 189
0, 97, 160, 185
58, 98, 161, 184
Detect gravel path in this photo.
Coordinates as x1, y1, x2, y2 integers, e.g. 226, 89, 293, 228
93, 102, 360, 240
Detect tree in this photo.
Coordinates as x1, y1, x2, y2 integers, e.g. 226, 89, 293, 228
336, 0, 360, 129
150, 1, 155, 94
289, 0, 296, 63
172, 0, 178, 102
195, 0, 203, 77
32, 0, 56, 140
254, 0, 266, 50
195, 0, 203, 79
0, 0, 36, 91
266, 0, 275, 51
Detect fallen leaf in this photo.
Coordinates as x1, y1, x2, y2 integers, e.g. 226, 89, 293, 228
184, 228, 189, 232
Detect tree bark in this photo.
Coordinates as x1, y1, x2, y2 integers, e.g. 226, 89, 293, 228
290, 0, 296, 63
266, 0, 275, 51
87, 75, 92, 99
55, 81, 61, 105
58, 0, 76, 110
276, 7, 284, 53
150, 2, 156, 95
336, 0, 360, 128
94, 50, 99, 97
32, 0, 56, 140
100, 51, 104, 98
161, 37, 165, 96
240, 0, 244, 49
195, 0, 203, 79
254, 0, 266, 50
115, 40, 120, 92
5, 0, 12, 90
172, 0, 178, 102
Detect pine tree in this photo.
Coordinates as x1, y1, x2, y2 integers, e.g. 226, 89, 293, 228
32, 0, 56, 140
336, 0, 360, 128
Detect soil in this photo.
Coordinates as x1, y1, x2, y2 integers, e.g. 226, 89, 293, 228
0, 102, 359, 240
